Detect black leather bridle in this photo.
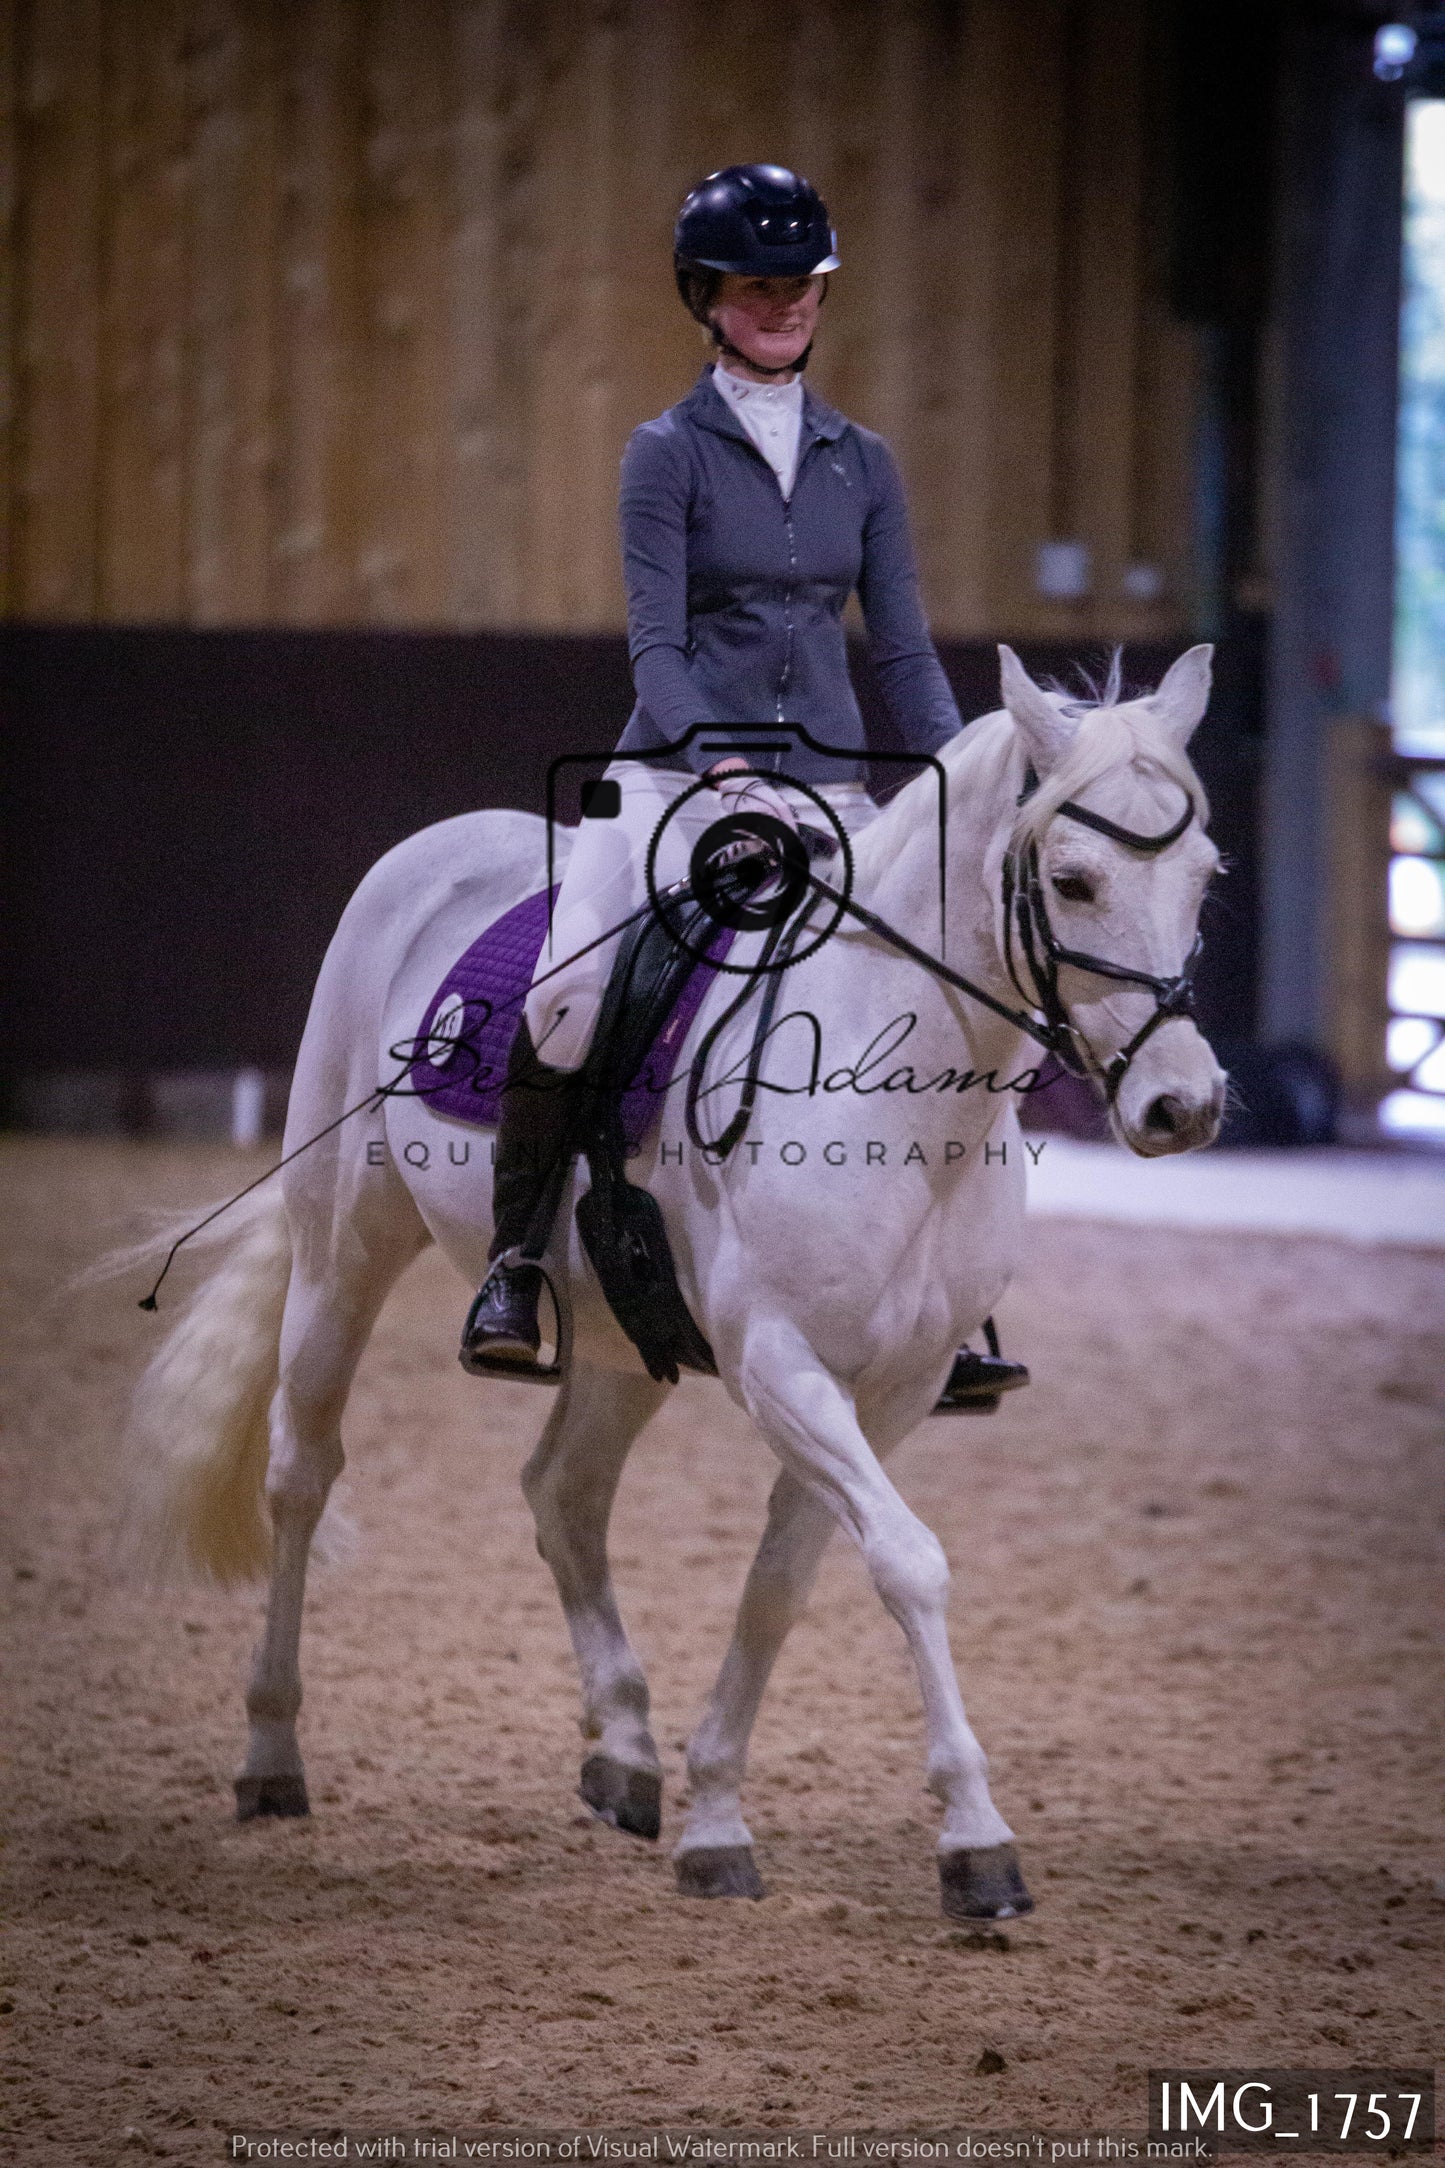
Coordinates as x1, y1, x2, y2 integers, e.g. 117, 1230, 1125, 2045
806, 762, 1203, 1106
999, 765, 1201, 1101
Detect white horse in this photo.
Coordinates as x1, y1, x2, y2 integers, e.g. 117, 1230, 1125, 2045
124, 645, 1224, 1920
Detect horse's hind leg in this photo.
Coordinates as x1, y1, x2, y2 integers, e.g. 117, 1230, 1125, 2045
521, 1360, 671, 1838
675, 1469, 835, 1898
236, 1168, 429, 1820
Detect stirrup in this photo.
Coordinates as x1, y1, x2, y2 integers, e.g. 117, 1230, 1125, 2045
459, 1256, 562, 1382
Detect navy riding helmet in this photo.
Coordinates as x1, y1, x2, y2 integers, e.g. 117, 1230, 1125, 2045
673, 163, 840, 317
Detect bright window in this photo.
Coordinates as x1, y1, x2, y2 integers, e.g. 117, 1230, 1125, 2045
1386, 102, 1445, 1135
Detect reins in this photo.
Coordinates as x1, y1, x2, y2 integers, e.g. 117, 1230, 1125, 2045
684, 907, 811, 1157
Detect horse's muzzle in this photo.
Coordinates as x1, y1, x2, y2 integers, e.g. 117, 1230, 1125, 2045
1112, 1033, 1226, 1157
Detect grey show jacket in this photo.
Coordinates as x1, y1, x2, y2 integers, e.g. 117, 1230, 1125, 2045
614, 368, 963, 782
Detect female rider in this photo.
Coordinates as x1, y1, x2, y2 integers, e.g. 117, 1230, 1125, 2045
460, 163, 1027, 1412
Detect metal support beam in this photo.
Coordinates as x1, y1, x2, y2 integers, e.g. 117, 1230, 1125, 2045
1261, 15, 1403, 1048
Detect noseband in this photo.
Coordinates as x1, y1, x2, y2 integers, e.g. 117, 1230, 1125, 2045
1001, 764, 1201, 1101
806, 761, 1201, 1106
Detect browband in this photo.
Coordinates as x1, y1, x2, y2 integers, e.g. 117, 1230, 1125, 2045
1016, 763, 1195, 855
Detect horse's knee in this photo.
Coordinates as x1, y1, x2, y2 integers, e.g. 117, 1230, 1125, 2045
865, 1516, 951, 1621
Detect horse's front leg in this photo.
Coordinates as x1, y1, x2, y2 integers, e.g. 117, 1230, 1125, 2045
675, 1469, 835, 1898
727, 1322, 1032, 1921
522, 1359, 672, 1838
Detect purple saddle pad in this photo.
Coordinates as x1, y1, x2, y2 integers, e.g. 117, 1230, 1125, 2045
406, 887, 732, 1154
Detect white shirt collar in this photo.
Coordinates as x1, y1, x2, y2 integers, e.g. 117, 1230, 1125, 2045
712, 363, 804, 408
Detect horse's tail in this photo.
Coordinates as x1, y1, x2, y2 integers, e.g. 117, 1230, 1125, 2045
118, 1187, 293, 1586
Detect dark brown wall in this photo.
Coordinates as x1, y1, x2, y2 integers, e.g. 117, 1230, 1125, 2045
0, 624, 1260, 1079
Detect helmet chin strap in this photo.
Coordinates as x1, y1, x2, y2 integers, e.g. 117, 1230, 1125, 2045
709, 325, 813, 377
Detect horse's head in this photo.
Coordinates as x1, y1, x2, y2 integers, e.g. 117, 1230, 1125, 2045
998, 644, 1226, 1157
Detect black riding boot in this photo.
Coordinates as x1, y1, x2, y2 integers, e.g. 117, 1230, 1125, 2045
459, 1022, 595, 1378
931, 1317, 1030, 1414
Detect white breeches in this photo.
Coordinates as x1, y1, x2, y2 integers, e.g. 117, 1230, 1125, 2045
524, 761, 879, 1072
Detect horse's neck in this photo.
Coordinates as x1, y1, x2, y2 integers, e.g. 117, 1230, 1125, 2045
761, 713, 1031, 1084
851, 712, 1022, 1014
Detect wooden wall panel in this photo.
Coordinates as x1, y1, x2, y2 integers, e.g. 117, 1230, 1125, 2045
2, 0, 1202, 639
1131, 0, 1198, 629
979, 0, 1071, 634
448, 0, 515, 627
1062, 0, 1147, 635
0, 0, 18, 616
272, 0, 361, 623
15, 0, 104, 617
615, 0, 692, 455
356, 0, 448, 623
524, 0, 624, 630
910, 0, 993, 633
97, 0, 187, 618
185, 0, 277, 622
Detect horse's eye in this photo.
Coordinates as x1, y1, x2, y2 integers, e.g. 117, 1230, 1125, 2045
1051, 873, 1095, 904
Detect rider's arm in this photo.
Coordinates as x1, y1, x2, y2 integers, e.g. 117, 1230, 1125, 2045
619, 422, 729, 775
856, 433, 964, 757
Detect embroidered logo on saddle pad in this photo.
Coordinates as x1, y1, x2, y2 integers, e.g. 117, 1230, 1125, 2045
407, 888, 731, 1153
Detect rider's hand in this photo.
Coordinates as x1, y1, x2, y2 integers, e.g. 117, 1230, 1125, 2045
710, 766, 799, 837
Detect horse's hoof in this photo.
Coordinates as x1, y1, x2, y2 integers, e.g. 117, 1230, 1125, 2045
579, 1754, 662, 1841
674, 1845, 765, 1900
234, 1773, 310, 1822
939, 1842, 1034, 1920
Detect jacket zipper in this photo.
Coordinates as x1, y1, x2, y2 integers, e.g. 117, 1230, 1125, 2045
777, 430, 824, 732
778, 497, 797, 725
723, 421, 827, 755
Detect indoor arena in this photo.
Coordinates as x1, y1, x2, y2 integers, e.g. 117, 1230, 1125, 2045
3, 2, 1441, 2158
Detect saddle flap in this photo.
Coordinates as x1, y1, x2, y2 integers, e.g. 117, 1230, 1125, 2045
575, 1176, 717, 1385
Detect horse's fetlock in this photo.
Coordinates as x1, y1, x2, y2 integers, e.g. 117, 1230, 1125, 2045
612, 1668, 650, 1719
246, 1681, 302, 1726
582, 1665, 649, 1739
686, 1740, 742, 1797
927, 1741, 988, 1805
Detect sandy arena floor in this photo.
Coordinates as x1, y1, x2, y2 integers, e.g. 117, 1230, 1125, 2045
2, 1138, 1442, 2163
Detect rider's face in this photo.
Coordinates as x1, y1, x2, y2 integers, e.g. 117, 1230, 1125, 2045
710, 274, 825, 375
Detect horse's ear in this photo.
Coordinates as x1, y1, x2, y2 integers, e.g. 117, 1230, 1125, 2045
1149, 643, 1213, 747
998, 644, 1075, 776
